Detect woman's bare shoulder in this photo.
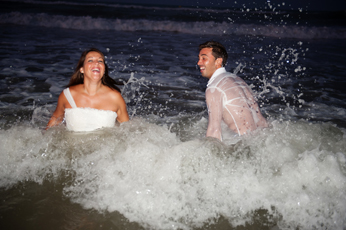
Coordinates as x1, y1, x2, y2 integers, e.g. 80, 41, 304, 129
68, 84, 83, 93
106, 87, 123, 100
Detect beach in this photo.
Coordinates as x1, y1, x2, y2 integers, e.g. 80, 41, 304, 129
1, 1, 346, 229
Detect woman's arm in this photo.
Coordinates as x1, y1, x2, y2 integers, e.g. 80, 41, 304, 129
114, 93, 129, 123
46, 92, 66, 129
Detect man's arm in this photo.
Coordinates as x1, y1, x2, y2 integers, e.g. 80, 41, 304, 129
205, 87, 223, 140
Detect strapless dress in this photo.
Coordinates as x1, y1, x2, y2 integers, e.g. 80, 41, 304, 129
63, 88, 117, 132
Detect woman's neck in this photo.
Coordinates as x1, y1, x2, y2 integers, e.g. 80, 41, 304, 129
83, 81, 103, 96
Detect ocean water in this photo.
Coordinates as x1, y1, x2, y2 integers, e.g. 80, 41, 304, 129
1, 1, 346, 229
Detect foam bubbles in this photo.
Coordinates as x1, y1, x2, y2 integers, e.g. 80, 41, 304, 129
2, 118, 344, 229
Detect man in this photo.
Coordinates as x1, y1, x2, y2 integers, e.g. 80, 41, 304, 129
197, 41, 267, 140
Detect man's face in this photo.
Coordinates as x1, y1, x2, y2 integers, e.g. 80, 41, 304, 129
197, 48, 222, 79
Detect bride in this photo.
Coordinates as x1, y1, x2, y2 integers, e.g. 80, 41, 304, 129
46, 48, 129, 131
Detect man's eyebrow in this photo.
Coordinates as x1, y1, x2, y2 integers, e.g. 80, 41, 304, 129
198, 54, 208, 57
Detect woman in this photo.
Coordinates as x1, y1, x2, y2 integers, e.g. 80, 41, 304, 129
46, 48, 129, 131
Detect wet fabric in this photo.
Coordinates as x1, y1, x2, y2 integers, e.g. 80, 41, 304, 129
63, 88, 117, 132
206, 68, 267, 140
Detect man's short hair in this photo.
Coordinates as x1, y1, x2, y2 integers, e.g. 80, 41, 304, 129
199, 41, 228, 67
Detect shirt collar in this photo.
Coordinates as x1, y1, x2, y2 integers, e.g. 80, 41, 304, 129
207, 67, 226, 87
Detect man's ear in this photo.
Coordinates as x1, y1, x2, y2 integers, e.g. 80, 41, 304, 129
216, 58, 223, 67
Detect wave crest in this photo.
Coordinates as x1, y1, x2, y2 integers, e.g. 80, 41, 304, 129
1, 12, 345, 39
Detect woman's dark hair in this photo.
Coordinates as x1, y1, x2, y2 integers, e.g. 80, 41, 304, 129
67, 48, 121, 92
199, 41, 228, 67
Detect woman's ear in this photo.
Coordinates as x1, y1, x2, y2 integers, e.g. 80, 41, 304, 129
80, 67, 84, 73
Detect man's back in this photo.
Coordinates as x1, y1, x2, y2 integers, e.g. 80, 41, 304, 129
206, 71, 267, 138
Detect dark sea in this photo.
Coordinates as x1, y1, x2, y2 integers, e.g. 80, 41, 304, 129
1, 0, 346, 229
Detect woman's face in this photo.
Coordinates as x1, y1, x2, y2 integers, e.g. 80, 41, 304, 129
80, 51, 105, 82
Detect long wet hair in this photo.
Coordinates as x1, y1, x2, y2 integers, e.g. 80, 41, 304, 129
199, 41, 228, 67
67, 48, 121, 92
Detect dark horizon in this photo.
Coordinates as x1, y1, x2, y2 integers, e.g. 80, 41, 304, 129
6, 0, 346, 12
105, 0, 346, 12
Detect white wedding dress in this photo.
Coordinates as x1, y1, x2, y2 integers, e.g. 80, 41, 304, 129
63, 88, 117, 132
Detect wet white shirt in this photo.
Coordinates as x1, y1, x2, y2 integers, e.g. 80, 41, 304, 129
206, 68, 267, 140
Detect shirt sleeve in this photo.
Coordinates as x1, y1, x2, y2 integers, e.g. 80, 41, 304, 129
205, 87, 223, 140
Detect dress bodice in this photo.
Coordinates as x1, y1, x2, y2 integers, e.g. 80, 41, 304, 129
63, 88, 117, 132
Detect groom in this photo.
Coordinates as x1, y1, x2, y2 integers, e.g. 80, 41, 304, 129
197, 41, 267, 140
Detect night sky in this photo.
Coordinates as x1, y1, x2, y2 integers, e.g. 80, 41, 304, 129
110, 0, 346, 11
